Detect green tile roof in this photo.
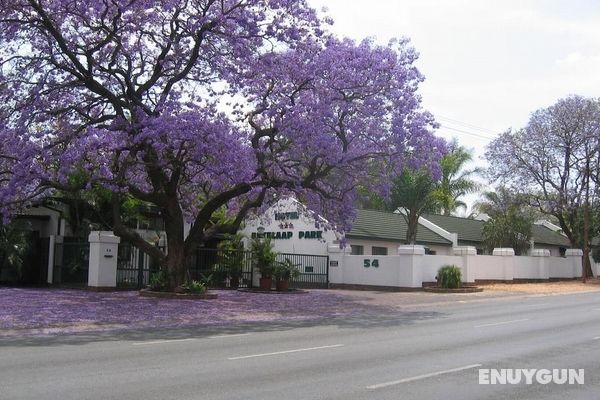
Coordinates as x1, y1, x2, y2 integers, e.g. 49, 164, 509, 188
422, 214, 484, 243
422, 213, 571, 247
531, 225, 571, 247
347, 209, 452, 245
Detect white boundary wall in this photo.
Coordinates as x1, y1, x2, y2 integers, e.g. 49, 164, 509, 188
328, 245, 587, 289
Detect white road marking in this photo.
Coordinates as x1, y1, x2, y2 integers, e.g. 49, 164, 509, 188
474, 318, 530, 328
593, 336, 600, 340
367, 364, 482, 389
132, 338, 196, 346
209, 333, 251, 339
228, 344, 344, 360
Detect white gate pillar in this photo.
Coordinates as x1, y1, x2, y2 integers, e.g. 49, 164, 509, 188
453, 246, 477, 283
531, 249, 550, 280
397, 244, 425, 288
88, 231, 120, 288
565, 249, 583, 278
327, 245, 351, 284
492, 248, 515, 281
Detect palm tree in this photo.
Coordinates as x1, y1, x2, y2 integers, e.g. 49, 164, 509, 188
433, 140, 481, 216
388, 168, 439, 244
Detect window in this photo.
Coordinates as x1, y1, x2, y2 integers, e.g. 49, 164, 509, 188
350, 245, 364, 255
372, 246, 388, 256
559, 247, 566, 257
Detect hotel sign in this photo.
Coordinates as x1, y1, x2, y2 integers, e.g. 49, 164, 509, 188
251, 230, 323, 240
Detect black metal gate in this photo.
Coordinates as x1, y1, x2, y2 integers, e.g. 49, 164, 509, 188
54, 240, 90, 285
188, 248, 254, 288
114, 245, 329, 290
116, 242, 161, 289
276, 253, 329, 289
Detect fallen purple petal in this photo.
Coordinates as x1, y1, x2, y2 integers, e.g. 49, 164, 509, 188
0, 288, 395, 338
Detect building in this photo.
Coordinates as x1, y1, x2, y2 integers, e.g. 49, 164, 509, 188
242, 199, 573, 258
344, 209, 452, 255
421, 213, 571, 256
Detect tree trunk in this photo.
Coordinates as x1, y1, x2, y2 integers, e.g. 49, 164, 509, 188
405, 212, 418, 244
165, 243, 187, 289
163, 196, 187, 290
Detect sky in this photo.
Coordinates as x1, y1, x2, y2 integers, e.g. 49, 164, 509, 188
309, 0, 600, 211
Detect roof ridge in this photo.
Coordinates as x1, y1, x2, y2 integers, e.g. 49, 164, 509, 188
424, 213, 481, 222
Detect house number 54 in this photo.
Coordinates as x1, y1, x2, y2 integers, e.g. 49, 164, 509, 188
364, 259, 379, 268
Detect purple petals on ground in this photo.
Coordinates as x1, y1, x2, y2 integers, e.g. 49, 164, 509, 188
0, 288, 391, 337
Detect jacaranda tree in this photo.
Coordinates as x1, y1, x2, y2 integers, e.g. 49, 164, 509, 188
0, 0, 445, 288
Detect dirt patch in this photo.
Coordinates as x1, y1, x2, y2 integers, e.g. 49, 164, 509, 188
481, 279, 600, 294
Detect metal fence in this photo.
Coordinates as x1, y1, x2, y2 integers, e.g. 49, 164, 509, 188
276, 253, 329, 289
55, 241, 90, 285
188, 248, 254, 288
116, 242, 162, 289
114, 244, 329, 290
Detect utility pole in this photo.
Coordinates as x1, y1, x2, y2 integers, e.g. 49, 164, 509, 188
582, 154, 590, 283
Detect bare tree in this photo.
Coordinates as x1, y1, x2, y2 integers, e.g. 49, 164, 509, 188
486, 96, 600, 279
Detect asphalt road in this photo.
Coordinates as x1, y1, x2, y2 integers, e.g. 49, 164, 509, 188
1, 291, 600, 400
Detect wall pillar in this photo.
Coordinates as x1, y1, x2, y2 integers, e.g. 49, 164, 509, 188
52, 236, 64, 284
530, 249, 550, 280
327, 245, 351, 284
88, 231, 120, 288
492, 248, 515, 281
397, 244, 425, 287
565, 249, 583, 278
453, 246, 477, 283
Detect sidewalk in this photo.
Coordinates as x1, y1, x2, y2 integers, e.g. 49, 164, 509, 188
0, 287, 395, 338
3, 280, 598, 338
331, 278, 600, 309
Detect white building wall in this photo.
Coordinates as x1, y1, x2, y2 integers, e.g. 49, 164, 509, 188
329, 247, 585, 289
471, 255, 506, 280
528, 244, 563, 257
513, 256, 542, 279
240, 198, 337, 256
339, 255, 405, 287
422, 255, 463, 282
343, 239, 400, 255
18, 206, 62, 237
345, 239, 451, 256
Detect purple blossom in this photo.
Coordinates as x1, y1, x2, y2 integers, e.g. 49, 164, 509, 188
0, 1, 445, 282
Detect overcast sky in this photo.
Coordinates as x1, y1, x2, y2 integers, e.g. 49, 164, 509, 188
309, 1, 600, 153
308, 0, 600, 211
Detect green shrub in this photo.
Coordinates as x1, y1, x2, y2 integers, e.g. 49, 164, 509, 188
149, 270, 169, 291
592, 247, 600, 263
273, 258, 301, 280
250, 237, 278, 278
437, 265, 462, 289
182, 280, 207, 294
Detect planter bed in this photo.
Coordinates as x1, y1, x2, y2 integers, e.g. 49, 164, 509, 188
423, 287, 483, 293
139, 289, 218, 299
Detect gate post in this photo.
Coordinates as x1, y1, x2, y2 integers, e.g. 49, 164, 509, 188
88, 231, 120, 289
453, 246, 477, 283
397, 244, 425, 288
47, 235, 56, 284
327, 245, 351, 285
565, 249, 583, 278
492, 248, 515, 281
